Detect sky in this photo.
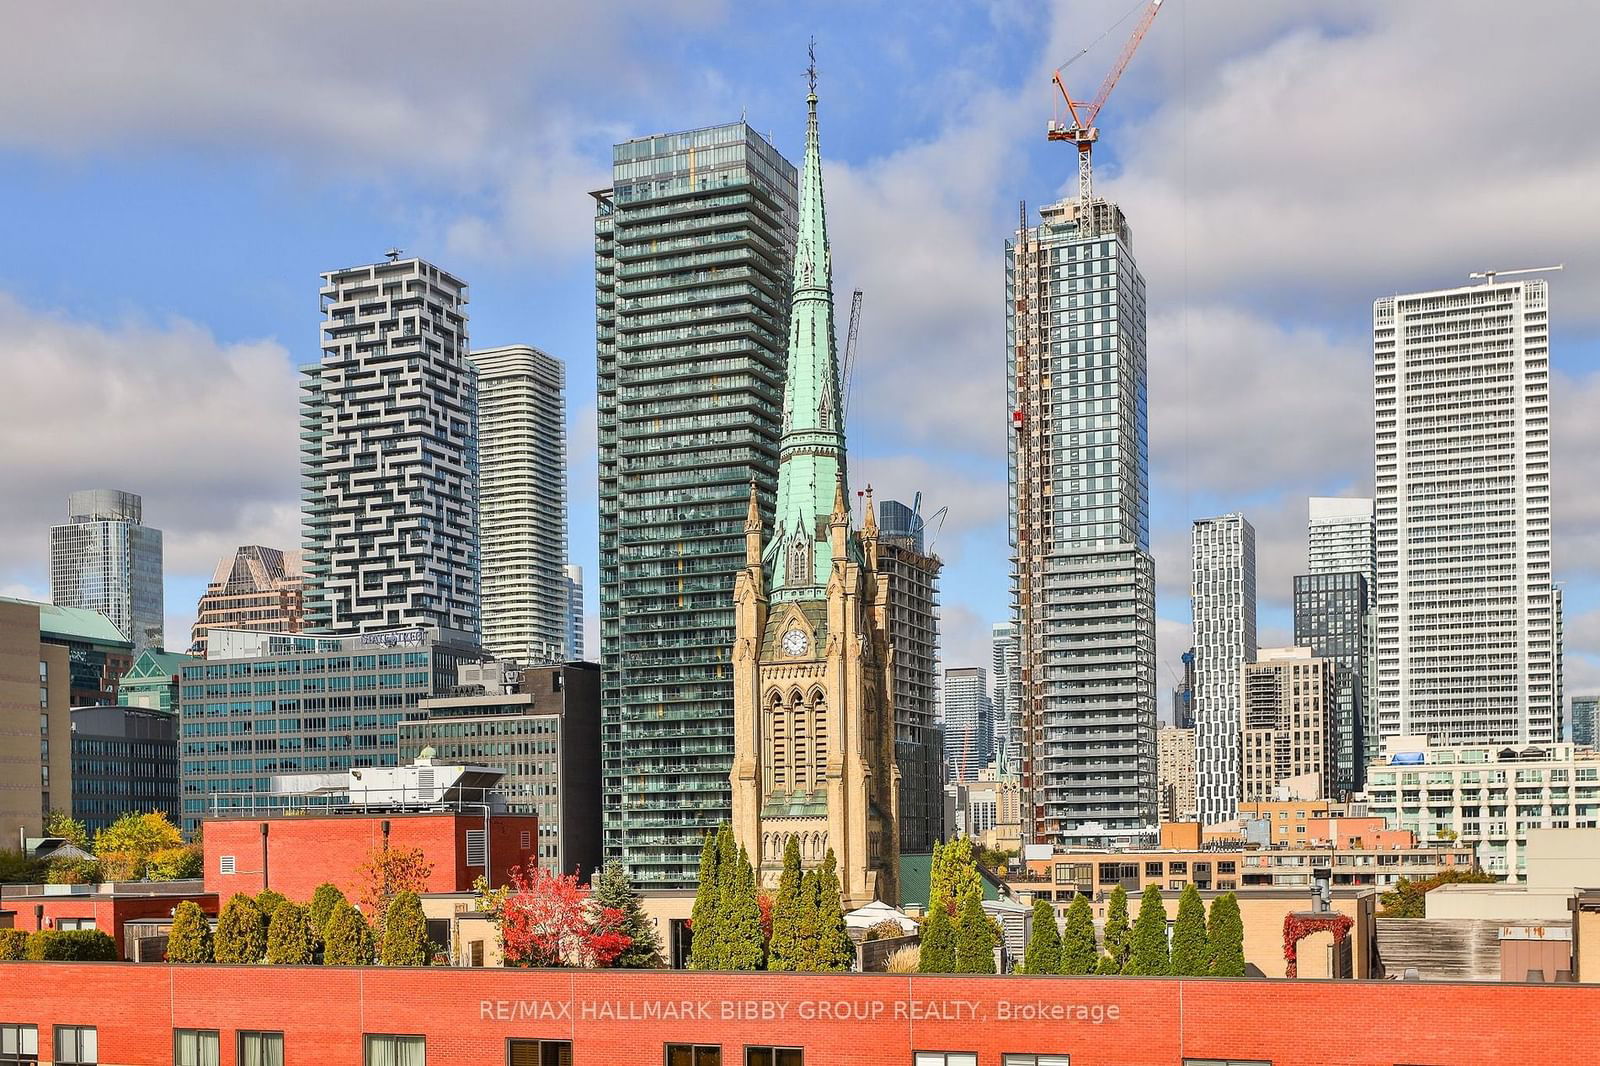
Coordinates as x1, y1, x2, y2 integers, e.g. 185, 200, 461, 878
2, 0, 1598, 721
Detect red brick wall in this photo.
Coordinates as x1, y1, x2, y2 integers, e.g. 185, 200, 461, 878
202, 812, 538, 904
0, 964, 1594, 1065
3, 895, 217, 958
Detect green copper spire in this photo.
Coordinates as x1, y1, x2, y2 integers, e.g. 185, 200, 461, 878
766, 76, 850, 600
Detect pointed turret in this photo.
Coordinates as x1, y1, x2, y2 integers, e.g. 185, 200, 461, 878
766, 68, 852, 602
744, 479, 764, 566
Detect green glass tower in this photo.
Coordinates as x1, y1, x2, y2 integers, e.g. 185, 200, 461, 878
594, 123, 799, 887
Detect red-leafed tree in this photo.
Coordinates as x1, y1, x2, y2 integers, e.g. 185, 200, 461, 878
477, 864, 632, 968
358, 844, 435, 954
758, 891, 775, 945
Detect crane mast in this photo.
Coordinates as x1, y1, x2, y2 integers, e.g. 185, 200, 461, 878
1048, 0, 1165, 224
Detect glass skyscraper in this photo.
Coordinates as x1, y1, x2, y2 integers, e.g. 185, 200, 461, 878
877, 498, 943, 852
1295, 570, 1370, 796
1006, 197, 1157, 846
50, 489, 164, 654
594, 122, 798, 887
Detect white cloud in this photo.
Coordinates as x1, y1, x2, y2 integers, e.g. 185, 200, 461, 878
0, 292, 302, 604
0, 2, 722, 260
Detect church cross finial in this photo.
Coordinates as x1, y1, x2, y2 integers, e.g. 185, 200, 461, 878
806, 37, 818, 96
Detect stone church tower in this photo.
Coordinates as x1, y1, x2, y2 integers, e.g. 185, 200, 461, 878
730, 82, 899, 909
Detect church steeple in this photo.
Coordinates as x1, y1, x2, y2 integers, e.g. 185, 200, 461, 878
767, 52, 850, 601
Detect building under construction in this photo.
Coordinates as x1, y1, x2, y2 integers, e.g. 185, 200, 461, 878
1006, 195, 1158, 847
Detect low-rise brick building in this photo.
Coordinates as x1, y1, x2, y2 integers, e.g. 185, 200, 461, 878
0, 965, 1595, 1065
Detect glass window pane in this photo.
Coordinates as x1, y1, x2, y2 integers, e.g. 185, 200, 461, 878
775, 1052, 803, 1066
747, 1051, 773, 1066
697, 1050, 722, 1066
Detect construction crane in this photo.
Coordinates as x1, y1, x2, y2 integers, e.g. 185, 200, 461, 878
1048, 0, 1165, 215
1469, 264, 1564, 285
840, 288, 863, 421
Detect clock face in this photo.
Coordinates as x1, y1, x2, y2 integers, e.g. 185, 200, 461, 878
781, 627, 810, 657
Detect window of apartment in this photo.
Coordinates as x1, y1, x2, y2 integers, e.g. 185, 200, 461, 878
745, 1048, 802, 1066
1168, 862, 1188, 874
666, 1045, 721, 1066
364, 1034, 425, 1066
0, 1025, 37, 1066
508, 1039, 572, 1066
173, 1029, 219, 1066
915, 1054, 977, 1066
1145, 862, 1163, 877
1003, 1056, 1071, 1066
54, 1027, 96, 1065
56, 918, 96, 931
238, 1032, 284, 1066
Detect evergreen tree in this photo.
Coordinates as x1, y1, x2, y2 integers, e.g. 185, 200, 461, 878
265, 901, 314, 965
380, 891, 429, 965
953, 885, 997, 974
1058, 894, 1098, 975
307, 883, 347, 945
793, 867, 824, 970
1094, 952, 1121, 975
926, 839, 947, 913
1126, 884, 1170, 976
1101, 884, 1131, 973
917, 899, 956, 973
166, 900, 213, 963
1207, 892, 1246, 977
213, 893, 267, 964
720, 845, 766, 970
1169, 883, 1210, 976
809, 848, 854, 972
687, 827, 723, 970
766, 837, 807, 971
929, 837, 980, 918
322, 901, 375, 966
592, 860, 663, 968
1021, 899, 1060, 974
255, 889, 289, 921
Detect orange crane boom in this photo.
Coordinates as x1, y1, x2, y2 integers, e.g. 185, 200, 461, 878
1048, 0, 1164, 215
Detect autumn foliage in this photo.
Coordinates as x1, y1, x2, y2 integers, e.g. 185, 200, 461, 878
478, 864, 631, 968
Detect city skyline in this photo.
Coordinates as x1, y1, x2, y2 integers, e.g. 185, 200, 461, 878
2, 4, 1600, 719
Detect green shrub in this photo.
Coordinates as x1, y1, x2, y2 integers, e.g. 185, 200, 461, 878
25, 929, 117, 961
0, 929, 29, 960
1059, 894, 1098, 975
379, 891, 427, 966
265, 901, 315, 965
307, 883, 347, 944
1126, 884, 1171, 976
167, 901, 213, 963
953, 886, 998, 974
1169, 883, 1210, 976
917, 901, 956, 973
45, 857, 101, 885
322, 901, 374, 965
214, 894, 267, 964
254, 889, 289, 920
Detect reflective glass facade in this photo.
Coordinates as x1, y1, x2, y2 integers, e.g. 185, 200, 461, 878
50, 490, 164, 654
595, 123, 798, 887
1294, 571, 1370, 795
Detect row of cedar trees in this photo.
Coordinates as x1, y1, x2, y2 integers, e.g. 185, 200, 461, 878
166, 883, 432, 966
918, 837, 1001, 973
1018, 882, 1246, 976
687, 825, 855, 971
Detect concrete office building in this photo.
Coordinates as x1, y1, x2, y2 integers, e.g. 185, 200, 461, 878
1191, 513, 1257, 824
406, 662, 601, 878
943, 667, 994, 782
877, 498, 944, 853
49, 489, 163, 654
177, 627, 483, 835
991, 621, 1020, 772
564, 565, 585, 661
1241, 648, 1334, 805
1375, 278, 1557, 744
1294, 571, 1369, 796
191, 546, 303, 657
0, 599, 74, 835
70, 704, 179, 834
472, 345, 569, 666
1366, 735, 1600, 880
3, 597, 134, 709
1573, 696, 1598, 747
302, 256, 480, 640
1157, 725, 1197, 823
593, 122, 798, 887
1007, 196, 1157, 847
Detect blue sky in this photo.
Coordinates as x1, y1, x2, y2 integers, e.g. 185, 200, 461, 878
2, 1, 1598, 714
